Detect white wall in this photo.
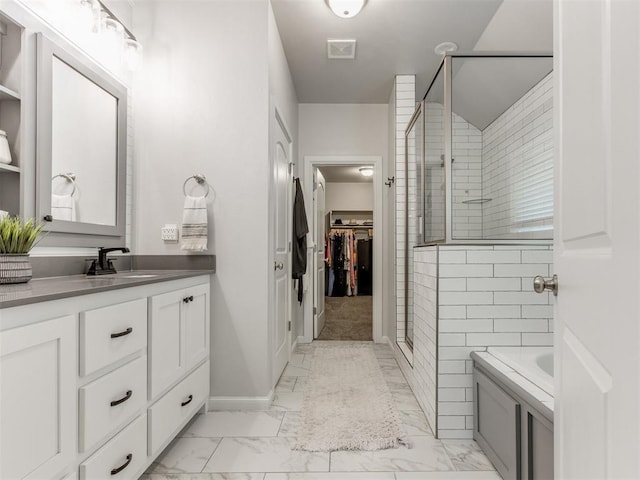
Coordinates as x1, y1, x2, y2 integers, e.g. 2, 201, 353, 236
298, 104, 388, 158
133, 0, 275, 399
297, 103, 389, 341
324, 182, 373, 212
267, 1, 299, 347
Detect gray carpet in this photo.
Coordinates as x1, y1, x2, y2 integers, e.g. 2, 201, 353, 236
318, 296, 373, 341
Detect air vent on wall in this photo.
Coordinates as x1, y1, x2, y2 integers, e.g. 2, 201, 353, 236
327, 39, 357, 59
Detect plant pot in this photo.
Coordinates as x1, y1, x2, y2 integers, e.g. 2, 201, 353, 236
0, 254, 32, 284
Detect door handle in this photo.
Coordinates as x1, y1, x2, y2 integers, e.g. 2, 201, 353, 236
533, 274, 558, 296
274, 262, 284, 270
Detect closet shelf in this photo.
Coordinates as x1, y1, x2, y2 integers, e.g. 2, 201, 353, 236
331, 224, 373, 229
0, 163, 20, 173
0, 84, 21, 101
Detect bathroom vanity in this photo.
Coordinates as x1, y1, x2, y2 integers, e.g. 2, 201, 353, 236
0, 271, 211, 480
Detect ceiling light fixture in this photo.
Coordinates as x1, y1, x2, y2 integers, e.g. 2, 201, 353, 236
325, 0, 367, 19
359, 166, 374, 177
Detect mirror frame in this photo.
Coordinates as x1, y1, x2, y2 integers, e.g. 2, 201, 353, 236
36, 33, 127, 247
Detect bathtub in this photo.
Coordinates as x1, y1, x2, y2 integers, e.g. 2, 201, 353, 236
488, 346, 554, 396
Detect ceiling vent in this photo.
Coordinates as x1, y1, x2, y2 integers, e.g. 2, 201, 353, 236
327, 39, 357, 59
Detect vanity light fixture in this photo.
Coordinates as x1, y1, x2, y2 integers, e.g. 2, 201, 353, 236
79, 0, 101, 34
359, 166, 374, 177
325, 0, 367, 19
80, 0, 143, 70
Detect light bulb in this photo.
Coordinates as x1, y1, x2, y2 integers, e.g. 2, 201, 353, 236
124, 38, 143, 71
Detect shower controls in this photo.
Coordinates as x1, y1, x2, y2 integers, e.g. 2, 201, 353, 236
534, 274, 558, 296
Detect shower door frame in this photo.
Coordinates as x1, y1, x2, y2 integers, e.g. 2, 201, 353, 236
420, 52, 555, 245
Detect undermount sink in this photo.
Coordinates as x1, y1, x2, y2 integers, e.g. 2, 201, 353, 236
120, 274, 159, 278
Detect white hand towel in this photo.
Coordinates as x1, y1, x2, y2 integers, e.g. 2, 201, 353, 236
51, 193, 76, 221
181, 195, 208, 251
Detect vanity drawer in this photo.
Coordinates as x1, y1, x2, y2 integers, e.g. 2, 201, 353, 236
148, 361, 209, 456
80, 414, 147, 480
79, 355, 147, 452
80, 298, 147, 376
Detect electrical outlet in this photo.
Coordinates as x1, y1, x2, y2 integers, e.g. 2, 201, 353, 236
161, 224, 178, 242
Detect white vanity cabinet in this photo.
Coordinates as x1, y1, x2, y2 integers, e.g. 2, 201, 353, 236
0, 274, 211, 480
0, 314, 76, 480
149, 283, 209, 399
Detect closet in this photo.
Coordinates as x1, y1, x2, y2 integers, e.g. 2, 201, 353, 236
326, 225, 373, 297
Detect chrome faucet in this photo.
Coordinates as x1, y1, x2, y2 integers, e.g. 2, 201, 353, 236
87, 247, 130, 275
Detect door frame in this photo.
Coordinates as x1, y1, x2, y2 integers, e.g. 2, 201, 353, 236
268, 104, 293, 385
301, 155, 383, 343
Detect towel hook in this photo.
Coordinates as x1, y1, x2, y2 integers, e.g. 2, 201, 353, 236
183, 174, 211, 198
52, 173, 77, 196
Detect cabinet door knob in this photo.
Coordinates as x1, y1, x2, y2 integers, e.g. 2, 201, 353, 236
183, 297, 189, 303
110, 390, 133, 407
43, 214, 53, 222
189, 295, 194, 302
110, 454, 132, 476
181, 394, 193, 407
110, 327, 133, 339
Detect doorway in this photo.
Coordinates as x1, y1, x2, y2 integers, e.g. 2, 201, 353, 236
316, 165, 374, 340
302, 155, 383, 343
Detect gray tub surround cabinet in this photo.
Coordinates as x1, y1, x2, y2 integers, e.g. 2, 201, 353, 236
471, 351, 554, 480
0, 272, 211, 480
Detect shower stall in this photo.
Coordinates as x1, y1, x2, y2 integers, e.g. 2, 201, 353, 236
398, 53, 555, 438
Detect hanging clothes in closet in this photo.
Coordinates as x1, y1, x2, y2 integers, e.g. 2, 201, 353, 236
325, 228, 373, 297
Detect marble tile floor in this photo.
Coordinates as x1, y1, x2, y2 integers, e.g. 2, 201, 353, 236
142, 342, 500, 480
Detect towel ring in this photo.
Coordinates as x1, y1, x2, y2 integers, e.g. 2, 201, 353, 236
52, 173, 77, 197
183, 174, 210, 198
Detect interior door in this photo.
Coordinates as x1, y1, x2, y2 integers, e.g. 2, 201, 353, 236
271, 111, 292, 383
555, 1, 640, 478
313, 169, 326, 338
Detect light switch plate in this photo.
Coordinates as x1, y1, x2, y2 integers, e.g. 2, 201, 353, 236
161, 224, 178, 242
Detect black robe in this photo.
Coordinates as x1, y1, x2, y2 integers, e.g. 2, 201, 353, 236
292, 178, 309, 303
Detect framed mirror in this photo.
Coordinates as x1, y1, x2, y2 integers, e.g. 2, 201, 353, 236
36, 33, 127, 246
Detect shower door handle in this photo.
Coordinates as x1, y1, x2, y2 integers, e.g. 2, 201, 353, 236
533, 275, 558, 296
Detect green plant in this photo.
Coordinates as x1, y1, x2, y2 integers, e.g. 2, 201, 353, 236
0, 216, 44, 254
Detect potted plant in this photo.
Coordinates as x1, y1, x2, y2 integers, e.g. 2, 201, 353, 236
0, 216, 44, 284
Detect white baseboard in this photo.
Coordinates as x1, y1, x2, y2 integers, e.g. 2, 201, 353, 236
297, 335, 310, 344
208, 390, 275, 411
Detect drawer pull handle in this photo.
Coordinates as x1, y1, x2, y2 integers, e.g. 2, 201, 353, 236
110, 454, 132, 475
181, 394, 193, 407
110, 390, 133, 407
110, 327, 133, 339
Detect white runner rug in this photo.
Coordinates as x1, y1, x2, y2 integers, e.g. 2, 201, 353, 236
294, 343, 402, 452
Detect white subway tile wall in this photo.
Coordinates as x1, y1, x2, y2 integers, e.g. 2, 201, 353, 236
451, 112, 483, 239
482, 73, 553, 238
412, 247, 438, 431
413, 245, 553, 439
395, 75, 417, 344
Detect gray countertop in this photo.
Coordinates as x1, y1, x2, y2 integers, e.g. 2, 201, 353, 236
0, 270, 214, 309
